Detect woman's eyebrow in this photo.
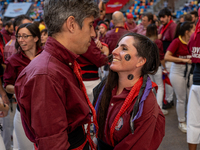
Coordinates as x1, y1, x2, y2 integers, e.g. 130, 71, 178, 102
120, 44, 129, 48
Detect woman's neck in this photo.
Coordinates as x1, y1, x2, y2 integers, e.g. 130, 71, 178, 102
117, 72, 141, 95
24, 46, 37, 60
181, 35, 190, 44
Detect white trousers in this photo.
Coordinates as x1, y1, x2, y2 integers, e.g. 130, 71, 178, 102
0, 134, 6, 150
14, 108, 34, 150
150, 66, 164, 109
170, 63, 191, 122
83, 79, 101, 103
187, 85, 200, 144
165, 61, 174, 102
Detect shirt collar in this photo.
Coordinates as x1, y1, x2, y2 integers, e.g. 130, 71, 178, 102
44, 36, 79, 69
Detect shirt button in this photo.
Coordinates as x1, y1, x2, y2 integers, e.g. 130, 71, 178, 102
69, 62, 72, 66
111, 103, 114, 106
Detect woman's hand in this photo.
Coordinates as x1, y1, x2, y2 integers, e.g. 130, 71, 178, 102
0, 97, 9, 117
182, 58, 192, 64
95, 39, 103, 50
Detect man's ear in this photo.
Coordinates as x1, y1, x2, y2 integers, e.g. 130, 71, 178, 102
136, 57, 146, 68
63, 16, 77, 33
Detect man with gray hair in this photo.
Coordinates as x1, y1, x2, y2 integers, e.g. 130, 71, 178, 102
14, 0, 99, 149
104, 11, 129, 54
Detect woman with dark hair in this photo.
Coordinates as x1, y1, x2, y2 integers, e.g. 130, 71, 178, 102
164, 21, 195, 133
94, 32, 165, 150
40, 29, 48, 48
146, 24, 168, 115
3, 23, 42, 149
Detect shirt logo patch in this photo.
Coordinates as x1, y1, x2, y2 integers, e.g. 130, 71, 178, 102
115, 117, 123, 131
115, 28, 119, 33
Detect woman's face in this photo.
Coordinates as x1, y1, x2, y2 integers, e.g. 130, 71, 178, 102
110, 36, 143, 73
99, 25, 106, 35
16, 27, 38, 52
187, 24, 195, 37
41, 32, 48, 45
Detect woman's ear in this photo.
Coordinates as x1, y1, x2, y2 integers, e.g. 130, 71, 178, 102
136, 57, 146, 68
34, 36, 39, 43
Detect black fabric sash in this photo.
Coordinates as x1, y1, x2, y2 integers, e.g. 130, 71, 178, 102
97, 138, 114, 150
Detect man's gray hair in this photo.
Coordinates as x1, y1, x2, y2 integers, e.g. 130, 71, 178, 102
44, 0, 99, 36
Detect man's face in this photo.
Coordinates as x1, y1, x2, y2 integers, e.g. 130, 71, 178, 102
0, 17, 3, 30
142, 16, 151, 28
73, 16, 96, 54
7, 25, 14, 34
127, 18, 133, 24
160, 15, 171, 25
191, 14, 197, 23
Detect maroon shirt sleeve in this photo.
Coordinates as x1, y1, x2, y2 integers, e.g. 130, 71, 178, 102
167, 38, 179, 54
15, 74, 70, 150
79, 39, 108, 67
3, 59, 17, 87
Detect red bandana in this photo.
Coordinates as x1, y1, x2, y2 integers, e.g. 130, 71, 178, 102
160, 20, 173, 35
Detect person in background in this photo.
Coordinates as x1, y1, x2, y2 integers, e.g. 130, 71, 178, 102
158, 7, 177, 109
38, 19, 46, 32
0, 17, 3, 31
146, 24, 168, 115
40, 29, 48, 49
94, 32, 165, 150
131, 12, 154, 36
187, 8, 200, 150
4, 15, 32, 61
15, 0, 99, 149
125, 13, 137, 30
4, 23, 42, 150
104, 11, 129, 55
98, 22, 108, 42
1, 20, 14, 42
164, 21, 195, 133
190, 10, 198, 23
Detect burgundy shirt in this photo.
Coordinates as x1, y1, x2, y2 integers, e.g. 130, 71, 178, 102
1, 28, 14, 42
77, 39, 108, 81
131, 24, 146, 36
167, 37, 191, 64
125, 21, 137, 30
3, 48, 42, 87
155, 39, 164, 60
102, 85, 165, 149
188, 33, 200, 63
15, 37, 91, 150
4, 36, 17, 60
104, 26, 129, 54
158, 22, 177, 42
159, 22, 177, 53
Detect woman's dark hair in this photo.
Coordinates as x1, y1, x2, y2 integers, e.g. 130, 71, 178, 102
15, 23, 41, 51
98, 32, 159, 139
174, 21, 194, 39
41, 29, 48, 35
146, 24, 158, 38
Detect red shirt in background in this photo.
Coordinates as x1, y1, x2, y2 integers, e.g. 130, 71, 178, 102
104, 26, 129, 54
131, 24, 146, 36
1, 28, 14, 42
167, 37, 191, 64
188, 33, 200, 63
125, 21, 137, 30
3, 36, 17, 61
155, 39, 164, 60
15, 37, 91, 150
